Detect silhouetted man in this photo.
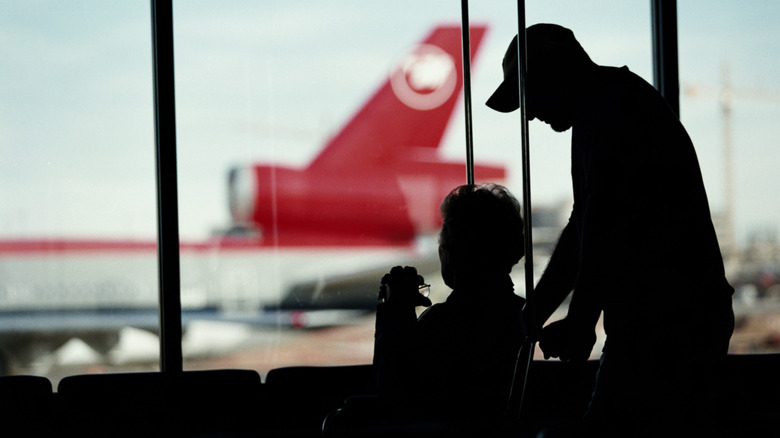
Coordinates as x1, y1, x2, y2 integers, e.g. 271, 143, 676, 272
487, 24, 734, 436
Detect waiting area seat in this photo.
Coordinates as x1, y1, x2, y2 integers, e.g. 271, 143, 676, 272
0, 375, 55, 436
0, 354, 778, 437
719, 353, 780, 436
264, 364, 377, 435
56, 369, 262, 437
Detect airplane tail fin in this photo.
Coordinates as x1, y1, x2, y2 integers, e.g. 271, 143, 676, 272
307, 25, 488, 172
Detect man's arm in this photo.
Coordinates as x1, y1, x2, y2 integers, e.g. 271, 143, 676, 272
528, 219, 580, 329
567, 194, 610, 329
373, 301, 419, 399
537, 201, 602, 362
373, 266, 431, 401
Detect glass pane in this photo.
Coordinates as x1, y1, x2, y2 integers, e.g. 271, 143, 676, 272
679, 1, 780, 354
0, 2, 158, 382
172, 0, 651, 374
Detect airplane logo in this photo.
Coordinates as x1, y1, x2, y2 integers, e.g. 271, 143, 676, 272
391, 43, 457, 110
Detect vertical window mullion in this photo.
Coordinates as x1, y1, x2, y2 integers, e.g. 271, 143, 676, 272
651, 0, 680, 117
151, 0, 183, 373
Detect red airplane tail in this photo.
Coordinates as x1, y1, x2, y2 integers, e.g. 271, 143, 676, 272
231, 24, 506, 247
307, 25, 488, 172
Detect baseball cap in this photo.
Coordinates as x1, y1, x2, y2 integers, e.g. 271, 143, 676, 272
486, 24, 585, 113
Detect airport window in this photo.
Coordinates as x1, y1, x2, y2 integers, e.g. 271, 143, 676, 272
0, 2, 158, 381
2, 0, 776, 387
171, 0, 653, 375
678, 1, 780, 354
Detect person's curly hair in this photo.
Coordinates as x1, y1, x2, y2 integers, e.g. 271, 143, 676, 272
439, 183, 525, 275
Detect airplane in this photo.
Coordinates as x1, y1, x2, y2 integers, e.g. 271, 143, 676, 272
0, 24, 506, 373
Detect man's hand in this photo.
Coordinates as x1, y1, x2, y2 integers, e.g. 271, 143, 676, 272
539, 318, 596, 362
379, 266, 432, 308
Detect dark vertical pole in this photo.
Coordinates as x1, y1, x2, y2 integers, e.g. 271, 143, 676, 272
507, 0, 535, 419
461, 0, 475, 185
516, 1, 534, 333
151, 0, 183, 373
651, 0, 680, 118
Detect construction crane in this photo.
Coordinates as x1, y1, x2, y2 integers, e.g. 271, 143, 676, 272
684, 62, 780, 261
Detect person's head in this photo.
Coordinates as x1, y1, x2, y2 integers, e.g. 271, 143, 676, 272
438, 183, 524, 288
486, 23, 595, 132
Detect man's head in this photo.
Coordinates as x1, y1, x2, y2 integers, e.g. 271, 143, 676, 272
438, 183, 524, 288
486, 24, 595, 132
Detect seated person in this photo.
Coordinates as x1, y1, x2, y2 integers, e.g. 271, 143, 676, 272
373, 183, 527, 421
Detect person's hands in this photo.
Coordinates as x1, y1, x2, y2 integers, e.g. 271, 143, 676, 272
539, 318, 596, 362
379, 266, 432, 308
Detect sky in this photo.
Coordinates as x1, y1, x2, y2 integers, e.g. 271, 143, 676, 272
0, 0, 778, 248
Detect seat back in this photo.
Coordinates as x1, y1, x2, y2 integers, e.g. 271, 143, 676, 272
264, 364, 376, 433
0, 375, 54, 435
57, 369, 263, 437
517, 359, 599, 434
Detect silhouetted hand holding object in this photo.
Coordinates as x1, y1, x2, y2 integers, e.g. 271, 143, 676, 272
539, 317, 596, 362
379, 266, 432, 308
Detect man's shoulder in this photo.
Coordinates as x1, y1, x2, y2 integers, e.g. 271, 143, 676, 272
598, 65, 642, 80
594, 65, 653, 94
584, 65, 667, 125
